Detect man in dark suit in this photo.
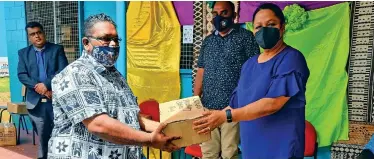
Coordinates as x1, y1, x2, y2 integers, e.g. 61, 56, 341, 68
17, 22, 68, 159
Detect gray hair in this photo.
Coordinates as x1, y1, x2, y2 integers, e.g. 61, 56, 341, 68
84, 13, 117, 36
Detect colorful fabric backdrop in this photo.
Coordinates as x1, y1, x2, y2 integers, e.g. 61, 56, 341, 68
127, 1, 181, 158
173, 1, 193, 25
246, 2, 350, 146
239, 1, 343, 23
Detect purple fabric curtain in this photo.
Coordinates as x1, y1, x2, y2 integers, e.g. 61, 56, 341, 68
173, 1, 194, 25
239, 1, 344, 23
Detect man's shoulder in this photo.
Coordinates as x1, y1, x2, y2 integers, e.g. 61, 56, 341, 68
46, 42, 63, 50
67, 60, 92, 73
203, 33, 215, 42
52, 60, 92, 85
235, 27, 254, 37
18, 45, 32, 54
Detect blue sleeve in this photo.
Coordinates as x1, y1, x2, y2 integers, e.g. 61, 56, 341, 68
264, 71, 305, 102
17, 49, 39, 89
264, 50, 309, 104
365, 135, 374, 153
229, 87, 238, 109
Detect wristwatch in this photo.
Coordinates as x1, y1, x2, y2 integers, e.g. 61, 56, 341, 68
226, 109, 232, 123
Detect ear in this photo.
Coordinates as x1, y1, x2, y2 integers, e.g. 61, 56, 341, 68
82, 37, 89, 46
281, 23, 286, 33
279, 24, 286, 39
233, 12, 237, 19
232, 12, 238, 21
82, 37, 91, 52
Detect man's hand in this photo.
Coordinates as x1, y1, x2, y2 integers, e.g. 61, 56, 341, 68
34, 83, 47, 95
44, 91, 52, 99
149, 123, 181, 152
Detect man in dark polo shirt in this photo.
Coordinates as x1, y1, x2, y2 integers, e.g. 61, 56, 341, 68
193, 1, 260, 159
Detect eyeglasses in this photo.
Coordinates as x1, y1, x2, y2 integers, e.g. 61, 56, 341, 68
88, 36, 122, 45
29, 31, 43, 37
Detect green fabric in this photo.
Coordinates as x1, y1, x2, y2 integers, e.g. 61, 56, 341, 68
246, 2, 350, 146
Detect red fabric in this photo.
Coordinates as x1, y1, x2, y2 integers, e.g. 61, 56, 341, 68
138, 99, 160, 122
185, 144, 203, 157
304, 120, 317, 156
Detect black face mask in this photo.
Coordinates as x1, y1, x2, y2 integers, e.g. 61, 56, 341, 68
255, 27, 281, 49
213, 15, 234, 32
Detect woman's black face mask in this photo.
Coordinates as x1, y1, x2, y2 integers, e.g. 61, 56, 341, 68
255, 27, 281, 49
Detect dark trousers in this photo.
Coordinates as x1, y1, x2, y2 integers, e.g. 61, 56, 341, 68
28, 100, 54, 159
357, 149, 374, 159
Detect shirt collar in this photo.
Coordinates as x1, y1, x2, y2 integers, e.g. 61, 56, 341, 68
80, 50, 112, 74
33, 45, 46, 52
214, 27, 235, 36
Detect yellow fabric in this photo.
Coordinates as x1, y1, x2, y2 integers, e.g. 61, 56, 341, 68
143, 147, 171, 159
127, 1, 181, 104
127, 1, 181, 159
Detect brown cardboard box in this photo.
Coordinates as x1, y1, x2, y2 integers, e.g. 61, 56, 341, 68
0, 123, 16, 146
7, 102, 28, 114
160, 96, 211, 147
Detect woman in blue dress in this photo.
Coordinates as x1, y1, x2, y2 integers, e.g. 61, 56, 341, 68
193, 3, 309, 159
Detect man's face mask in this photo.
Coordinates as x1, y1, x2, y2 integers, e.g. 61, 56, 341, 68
213, 15, 234, 32
255, 27, 281, 49
91, 45, 120, 67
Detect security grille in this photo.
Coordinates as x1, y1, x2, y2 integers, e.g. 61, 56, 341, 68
25, 1, 80, 63
180, 25, 194, 69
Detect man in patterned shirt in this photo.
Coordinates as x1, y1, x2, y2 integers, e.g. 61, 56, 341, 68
194, 1, 260, 159
48, 13, 180, 159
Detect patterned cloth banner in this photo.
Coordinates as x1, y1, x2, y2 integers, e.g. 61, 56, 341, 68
239, 1, 343, 23
346, 1, 374, 123
127, 2, 181, 157
246, 2, 350, 146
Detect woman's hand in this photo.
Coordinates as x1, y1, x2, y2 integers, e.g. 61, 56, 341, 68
192, 110, 226, 134
223, 106, 233, 111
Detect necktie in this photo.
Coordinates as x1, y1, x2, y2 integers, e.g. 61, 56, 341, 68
37, 51, 47, 82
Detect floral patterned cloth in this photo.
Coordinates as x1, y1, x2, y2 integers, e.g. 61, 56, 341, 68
48, 51, 142, 159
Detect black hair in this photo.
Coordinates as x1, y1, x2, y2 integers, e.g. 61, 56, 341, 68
25, 22, 44, 32
213, 1, 236, 15
252, 3, 285, 25
84, 13, 117, 37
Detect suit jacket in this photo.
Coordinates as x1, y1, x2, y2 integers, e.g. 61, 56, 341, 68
17, 42, 68, 109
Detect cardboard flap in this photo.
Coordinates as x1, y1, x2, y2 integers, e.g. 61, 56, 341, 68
162, 109, 203, 124
159, 96, 205, 123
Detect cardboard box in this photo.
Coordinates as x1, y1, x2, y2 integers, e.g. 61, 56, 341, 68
160, 96, 211, 147
7, 102, 28, 114
0, 123, 16, 146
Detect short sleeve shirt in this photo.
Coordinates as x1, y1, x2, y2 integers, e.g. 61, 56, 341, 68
231, 46, 310, 158
48, 51, 142, 159
197, 26, 260, 110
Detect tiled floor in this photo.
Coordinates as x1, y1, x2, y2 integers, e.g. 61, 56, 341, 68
0, 129, 38, 159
